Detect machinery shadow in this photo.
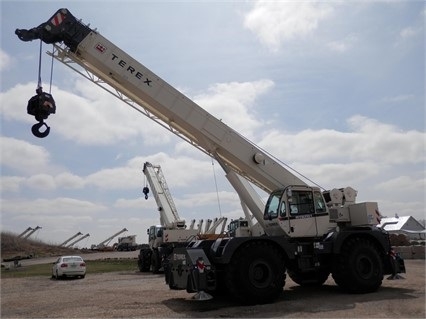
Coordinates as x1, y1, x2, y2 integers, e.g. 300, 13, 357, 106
162, 284, 419, 318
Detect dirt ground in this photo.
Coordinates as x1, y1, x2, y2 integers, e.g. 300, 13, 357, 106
1, 259, 425, 318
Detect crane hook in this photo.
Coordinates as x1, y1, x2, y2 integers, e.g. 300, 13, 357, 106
31, 121, 51, 138
27, 87, 56, 138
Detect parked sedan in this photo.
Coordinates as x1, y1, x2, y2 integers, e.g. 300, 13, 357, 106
52, 255, 86, 279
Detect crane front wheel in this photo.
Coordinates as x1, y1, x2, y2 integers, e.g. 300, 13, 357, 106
226, 241, 286, 305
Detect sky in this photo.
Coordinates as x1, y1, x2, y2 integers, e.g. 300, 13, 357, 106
1, 1, 425, 247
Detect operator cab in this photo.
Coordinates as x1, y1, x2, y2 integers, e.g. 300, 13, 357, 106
227, 219, 250, 237
148, 225, 164, 248
264, 186, 333, 237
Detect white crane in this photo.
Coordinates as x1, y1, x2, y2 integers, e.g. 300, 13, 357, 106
143, 162, 186, 229
16, 9, 403, 304
92, 228, 127, 250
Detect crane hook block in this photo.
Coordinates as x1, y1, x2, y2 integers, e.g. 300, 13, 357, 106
143, 186, 150, 200
27, 88, 56, 138
27, 88, 56, 121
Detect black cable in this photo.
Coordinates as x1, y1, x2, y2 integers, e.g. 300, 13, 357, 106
37, 39, 43, 89
49, 44, 54, 94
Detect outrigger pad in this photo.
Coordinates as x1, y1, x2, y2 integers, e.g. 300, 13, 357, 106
192, 291, 213, 301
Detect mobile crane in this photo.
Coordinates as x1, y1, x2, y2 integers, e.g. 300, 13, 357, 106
91, 228, 127, 250
139, 162, 198, 273
16, 8, 405, 305
115, 235, 138, 251
140, 162, 227, 273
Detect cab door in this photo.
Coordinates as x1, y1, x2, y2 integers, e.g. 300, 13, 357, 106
263, 190, 289, 236
287, 188, 318, 237
265, 187, 329, 237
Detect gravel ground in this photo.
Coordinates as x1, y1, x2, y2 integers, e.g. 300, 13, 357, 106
1, 260, 424, 318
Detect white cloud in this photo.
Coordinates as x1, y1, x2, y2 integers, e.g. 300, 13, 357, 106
394, 24, 423, 47
399, 26, 420, 38
26, 174, 56, 190
294, 161, 382, 189
141, 154, 214, 187
0, 49, 14, 72
54, 172, 86, 189
178, 191, 239, 209
260, 115, 425, 167
0, 136, 51, 174
1, 197, 107, 215
0, 83, 37, 123
374, 175, 425, 196
378, 94, 415, 104
377, 199, 424, 220
0, 176, 25, 192
0, 152, 218, 194
244, 1, 334, 52
347, 116, 425, 164
71, 153, 214, 191
114, 197, 148, 210
327, 34, 358, 53
86, 166, 141, 190
193, 80, 273, 139
370, 174, 425, 218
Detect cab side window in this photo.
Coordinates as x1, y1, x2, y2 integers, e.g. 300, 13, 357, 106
290, 191, 314, 215
264, 193, 280, 220
279, 201, 286, 217
314, 191, 327, 213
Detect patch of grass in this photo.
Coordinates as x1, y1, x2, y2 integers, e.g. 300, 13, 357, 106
1, 259, 138, 278
86, 259, 138, 273
1, 231, 80, 260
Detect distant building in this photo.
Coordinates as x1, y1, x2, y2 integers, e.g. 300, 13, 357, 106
378, 215, 426, 240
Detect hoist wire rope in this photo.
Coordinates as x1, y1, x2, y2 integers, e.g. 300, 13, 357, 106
37, 39, 43, 89
49, 44, 54, 94
37, 42, 55, 93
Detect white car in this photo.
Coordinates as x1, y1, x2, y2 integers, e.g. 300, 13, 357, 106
52, 255, 86, 279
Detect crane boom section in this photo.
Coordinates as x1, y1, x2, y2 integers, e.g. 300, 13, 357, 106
15, 8, 306, 194
143, 162, 185, 228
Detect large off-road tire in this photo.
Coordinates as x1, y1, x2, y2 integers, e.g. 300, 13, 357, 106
332, 237, 383, 293
226, 241, 286, 305
138, 249, 152, 272
151, 250, 161, 274
288, 269, 329, 286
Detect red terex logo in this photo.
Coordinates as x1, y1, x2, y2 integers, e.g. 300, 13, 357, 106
95, 43, 107, 53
